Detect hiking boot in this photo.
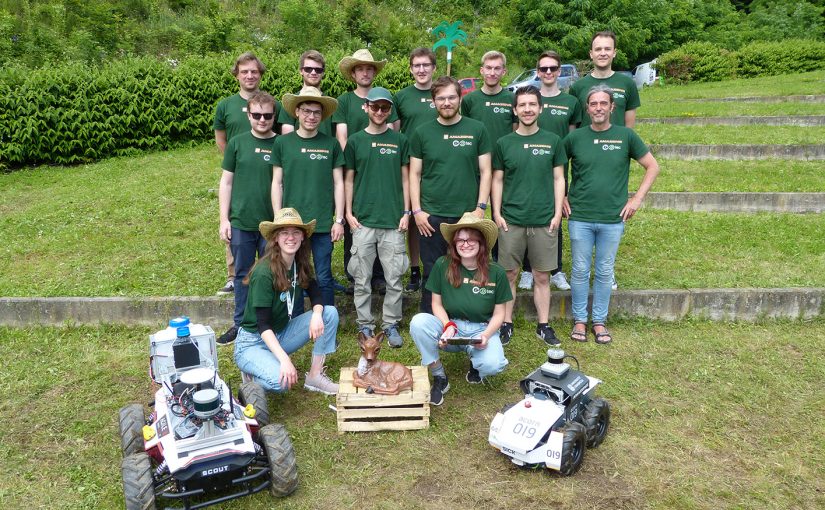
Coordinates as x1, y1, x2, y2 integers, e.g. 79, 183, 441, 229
216, 280, 234, 295
358, 326, 374, 338
611, 274, 618, 290
384, 324, 403, 348
518, 271, 533, 290
499, 322, 514, 347
430, 375, 450, 406
465, 367, 483, 384
551, 271, 571, 290
217, 325, 238, 346
536, 323, 560, 346
405, 271, 421, 292
304, 368, 339, 395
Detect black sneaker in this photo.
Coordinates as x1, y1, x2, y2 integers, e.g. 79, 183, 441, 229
217, 325, 238, 346
536, 324, 560, 346
465, 367, 483, 384
333, 280, 354, 295
430, 375, 450, 406
499, 322, 514, 346
405, 271, 421, 292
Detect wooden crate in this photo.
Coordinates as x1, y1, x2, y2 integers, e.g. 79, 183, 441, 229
336, 366, 430, 433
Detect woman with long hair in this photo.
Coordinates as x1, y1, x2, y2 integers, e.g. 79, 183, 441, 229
409, 213, 512, 406
234, 208, 340, 395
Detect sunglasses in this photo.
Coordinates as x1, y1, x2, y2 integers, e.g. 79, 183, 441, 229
367, 103, 392, 113
249, 112, 275, 120
301, 66, 325, 74
538, 66, 560, 73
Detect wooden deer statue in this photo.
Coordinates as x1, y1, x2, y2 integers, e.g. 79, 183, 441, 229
352, 331, 414, 395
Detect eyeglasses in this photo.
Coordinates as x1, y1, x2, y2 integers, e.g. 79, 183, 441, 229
538, 65, 560, 73
298, 107, 323, 117
411, 63, 433, 70
249, 112, 275, 120
455, 238, 479, 246
367, 103, 392, 113
301, 66, 325, 74
278, 229, 303, 238
434, 94, 459, 103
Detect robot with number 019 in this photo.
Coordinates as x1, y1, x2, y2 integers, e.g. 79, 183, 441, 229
488, 348, 611, 476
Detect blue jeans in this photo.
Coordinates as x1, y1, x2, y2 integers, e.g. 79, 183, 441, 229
409, 313, 508, 379
568, 220, 624, 324
230, 227, 268, 327
310, 232, 335, 306
233, 306, 339, 392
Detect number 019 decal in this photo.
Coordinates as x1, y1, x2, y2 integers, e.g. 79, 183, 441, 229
512, 422, 536, 439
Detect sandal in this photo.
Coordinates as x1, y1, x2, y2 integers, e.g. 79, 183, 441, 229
591, 323, 613, 345
570, 321, 588, 342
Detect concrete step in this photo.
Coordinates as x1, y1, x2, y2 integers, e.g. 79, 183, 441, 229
638, 192, 825, 213
651, 144, 825, 160
638, 115, 825, 126
674, 94, 825, 103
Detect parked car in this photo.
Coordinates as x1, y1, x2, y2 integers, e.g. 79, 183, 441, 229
506, 64, 579, 93
633, 59, 658, 88
459, 77, 481, 96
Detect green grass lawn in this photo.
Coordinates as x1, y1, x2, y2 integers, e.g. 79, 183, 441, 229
1, 319, 822, 509
3, 145, 825, 295
634, 124, 825, 145
640, 70, 825, 101
638, 101, 825, 118
629, 159, 825, 192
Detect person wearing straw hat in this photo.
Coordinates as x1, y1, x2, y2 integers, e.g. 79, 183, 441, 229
272, 87, 344, 307
216, 91, 278, 347
344, 86, 411, 348
234, 208, 340, 395
279, 50, 334, 137
334, 49, 398, 294
409, 213, 512, 406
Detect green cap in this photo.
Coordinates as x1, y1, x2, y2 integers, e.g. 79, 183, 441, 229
366, 86, 393, 103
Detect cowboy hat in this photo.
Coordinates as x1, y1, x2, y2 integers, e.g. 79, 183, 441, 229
440, 213, 498, 250
281, 86, 338, 120
338, 49, 387, 81
259, 208, 316, 241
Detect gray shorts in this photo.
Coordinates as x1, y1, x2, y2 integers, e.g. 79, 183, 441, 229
497, 224, 559, 272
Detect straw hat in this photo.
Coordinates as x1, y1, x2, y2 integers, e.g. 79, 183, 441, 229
281, 86, 338, 120
338, 49, 387, 81
259, 208, 316, 241
440, 213, 498, 250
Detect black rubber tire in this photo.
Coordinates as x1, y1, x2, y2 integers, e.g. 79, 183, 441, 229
558, 421, 586, 476
122, 452, 155, 510
119, 403, 146, 457
239, 381, 270, 426
582, 397, 611, 448
500, 403, 515, 414
259, 424, 299, 496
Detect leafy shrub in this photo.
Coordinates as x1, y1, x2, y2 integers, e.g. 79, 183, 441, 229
656, 41, 737, 83
0, 52, 413, 169
737, 39, 825, 78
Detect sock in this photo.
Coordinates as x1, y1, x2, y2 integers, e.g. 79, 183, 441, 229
431, 363, 446, 378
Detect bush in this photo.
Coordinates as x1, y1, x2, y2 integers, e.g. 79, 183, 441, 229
0, 52, 413, 169
656, 41, 737, 83
737, 39, 825, 78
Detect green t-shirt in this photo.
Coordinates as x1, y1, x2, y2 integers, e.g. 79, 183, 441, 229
277, 87, 333, 137
213, 93, 282, 143
493, 129, 566, 226
273, 131, 345, 233
241, 261, 295, 334
409, 117, 493, 217
344, 129, 410, 229
460, 88, 516, 142
332, 91, 399, 135
537, 91, 582, 138
569, 73, 640, 127
394, 85, 437, 135
221, 131, 276, 231
425, 257, 513, 322
564, 125, 649, 224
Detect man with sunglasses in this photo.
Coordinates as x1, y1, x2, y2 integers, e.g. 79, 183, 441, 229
217, 92, 278, 345
344, 87, 411, 347
278, 50, 333, 137
393, 47, 439, 293
272, 87, 344, 306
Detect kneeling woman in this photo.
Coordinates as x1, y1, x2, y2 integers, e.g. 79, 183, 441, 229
234, 208, 340, 395
410, 213, 512, 406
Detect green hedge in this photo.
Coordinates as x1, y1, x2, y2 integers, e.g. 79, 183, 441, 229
0, 51, 413, 169
657, 39, 825, 83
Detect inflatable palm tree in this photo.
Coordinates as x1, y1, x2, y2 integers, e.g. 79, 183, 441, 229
432, 20, 467, 76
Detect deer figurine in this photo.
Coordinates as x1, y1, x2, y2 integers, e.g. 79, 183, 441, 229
352, 331, 414, 395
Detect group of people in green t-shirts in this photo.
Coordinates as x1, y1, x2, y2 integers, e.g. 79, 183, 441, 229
213, 30, 659, 406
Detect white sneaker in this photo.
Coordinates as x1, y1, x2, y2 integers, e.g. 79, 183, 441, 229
551, 271, 571, 290
518, 271, 534, 290
611, 274, 618, 290
304, 368, 339, 395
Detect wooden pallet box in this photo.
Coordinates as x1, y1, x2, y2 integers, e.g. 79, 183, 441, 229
336, 366, 430, 433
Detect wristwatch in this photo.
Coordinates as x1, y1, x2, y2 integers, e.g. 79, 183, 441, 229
477, 202, 487, 210
335, 217, 345, 225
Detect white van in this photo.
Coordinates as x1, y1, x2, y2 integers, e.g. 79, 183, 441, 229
633, 60, 658, 88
